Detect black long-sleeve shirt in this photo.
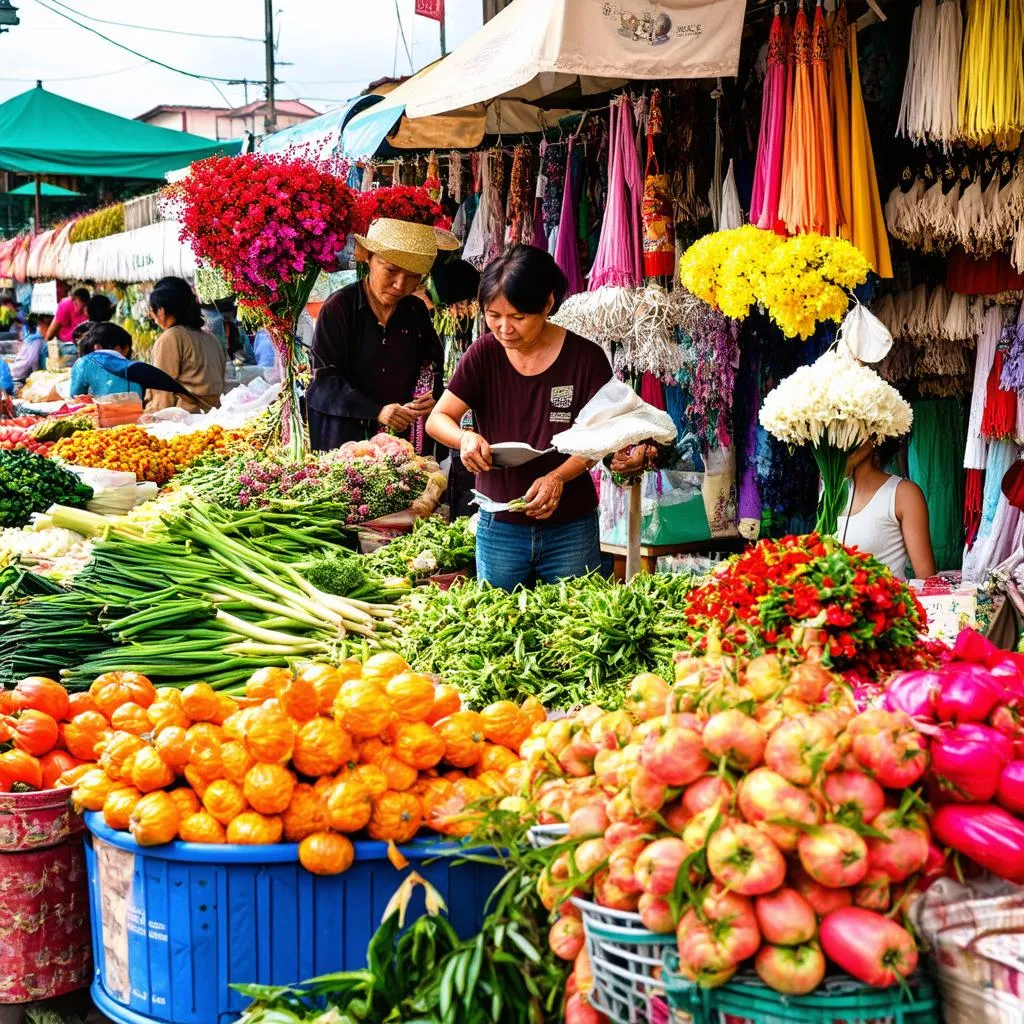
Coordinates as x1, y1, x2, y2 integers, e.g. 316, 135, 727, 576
305, 280, 442, 451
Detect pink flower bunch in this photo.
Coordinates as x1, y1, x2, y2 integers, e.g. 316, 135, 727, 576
168, 154, 357, 309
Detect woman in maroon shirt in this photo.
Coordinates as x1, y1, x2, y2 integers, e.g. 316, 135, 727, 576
428, 246, 638, 589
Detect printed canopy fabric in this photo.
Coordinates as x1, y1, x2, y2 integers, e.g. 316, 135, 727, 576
402, 0, 747, 118
258, 95, 382, 158
0, 85, 241, 179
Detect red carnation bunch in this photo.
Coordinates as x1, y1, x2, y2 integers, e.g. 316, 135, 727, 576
352, 185, 450, 236
681, 534, 931, 679
168, 154, 356, 311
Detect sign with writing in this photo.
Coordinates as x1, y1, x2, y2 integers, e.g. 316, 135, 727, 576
30, 280, 58, 315
415, 0, 444, 21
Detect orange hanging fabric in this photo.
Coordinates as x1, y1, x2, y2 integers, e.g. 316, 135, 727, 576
848, 23, 894, 277
779, 4, 818, 235
810, 2, 842, 236
830, 2, 853, 239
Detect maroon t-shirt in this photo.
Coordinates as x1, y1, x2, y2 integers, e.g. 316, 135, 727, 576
447, 330, 612, 525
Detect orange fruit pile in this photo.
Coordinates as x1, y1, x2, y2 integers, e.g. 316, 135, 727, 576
71, 656, 537, 875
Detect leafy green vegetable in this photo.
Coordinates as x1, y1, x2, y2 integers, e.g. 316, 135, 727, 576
0, 449, 93, 528
397, 571, 695, 709
304, 555, 373, 597
367, 517, 475, 580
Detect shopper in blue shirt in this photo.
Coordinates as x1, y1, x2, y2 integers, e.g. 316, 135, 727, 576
0, 357, 12, 395
70, 324, 143, 399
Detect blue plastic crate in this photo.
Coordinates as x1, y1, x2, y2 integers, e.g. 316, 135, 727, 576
83, 813, 501, 1024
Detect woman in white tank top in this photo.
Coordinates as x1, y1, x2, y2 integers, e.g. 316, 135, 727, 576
836, 439, 937, 580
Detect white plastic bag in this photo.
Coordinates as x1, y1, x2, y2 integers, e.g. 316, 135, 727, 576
837, 303, 893, 364
550, 379, 677, 463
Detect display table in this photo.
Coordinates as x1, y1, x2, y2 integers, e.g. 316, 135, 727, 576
602, 537, 747, 579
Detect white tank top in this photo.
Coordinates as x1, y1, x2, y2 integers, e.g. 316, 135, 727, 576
835, 475, 910, 580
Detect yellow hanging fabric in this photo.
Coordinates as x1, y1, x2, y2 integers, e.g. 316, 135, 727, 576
848, 23, 893, 277
830, 3, 853, 239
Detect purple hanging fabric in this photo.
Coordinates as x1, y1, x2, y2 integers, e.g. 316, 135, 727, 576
554, 138, 585, 295
589, 99, 643, 291
738, 373, 762, 523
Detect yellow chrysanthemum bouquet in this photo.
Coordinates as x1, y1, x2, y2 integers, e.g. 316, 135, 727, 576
679, 227, 871, 340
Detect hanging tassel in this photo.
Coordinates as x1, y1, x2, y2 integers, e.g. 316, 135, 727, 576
924, 284, 951, 339
897, 0, 938, 142
964, 467, 985, 549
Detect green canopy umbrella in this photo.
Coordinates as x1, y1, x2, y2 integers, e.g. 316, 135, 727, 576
0, 83, 242, 230
7, 182, 82, 197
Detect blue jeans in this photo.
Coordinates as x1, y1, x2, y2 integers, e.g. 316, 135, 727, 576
475, 511, 602, 590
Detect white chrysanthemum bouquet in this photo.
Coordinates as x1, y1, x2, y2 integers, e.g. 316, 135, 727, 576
759, 349, 913, 535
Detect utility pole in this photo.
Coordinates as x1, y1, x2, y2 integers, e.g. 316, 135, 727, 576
439, 6, 447, 55
264, 0, 276, 135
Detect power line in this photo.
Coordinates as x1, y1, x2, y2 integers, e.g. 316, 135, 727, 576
31, 0, 265, 85
45, 0, 263, 43
0, 61, 147, 82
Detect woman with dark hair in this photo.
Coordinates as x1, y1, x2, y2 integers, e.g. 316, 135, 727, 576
148, 276, 226, 413
427, 244, 619, 589
70, 323, 143, 399
837, 437, 936, 580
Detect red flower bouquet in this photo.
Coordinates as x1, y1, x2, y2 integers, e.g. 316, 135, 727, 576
682, 534, 932, 679
352, 186, 450, 236
168, 154, 357, 454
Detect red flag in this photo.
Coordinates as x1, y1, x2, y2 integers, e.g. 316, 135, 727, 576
414, 0, 444, 21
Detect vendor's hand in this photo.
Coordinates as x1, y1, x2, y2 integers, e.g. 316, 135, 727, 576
379, 403, 414, 432
610, 444, 651, 474
460, 430, 492, 472
524, 473, 564, 519
406, 393, 436, 418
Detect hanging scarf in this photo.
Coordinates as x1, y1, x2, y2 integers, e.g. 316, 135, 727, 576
590, 98, 643, 291
507, 145, 533, 246
751, 9, 789, 230
778, 5, 817, 234
542, 143, 567, 235
964, 306, 1004, 545
829, 3, 853, 238
448, 151, 463, 204
980, 342, 1018, 441
554, 138, 585, 296
642, 91, 676, 277
810, 3, 842, 236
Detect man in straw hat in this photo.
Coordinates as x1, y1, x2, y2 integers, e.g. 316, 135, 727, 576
306, 218, 461, 452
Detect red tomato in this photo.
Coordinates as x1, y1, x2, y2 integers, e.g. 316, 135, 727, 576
13, 677, 69, 722
0, 749, 43, 791
9, 709, 60, 757
39, 750, 82, 789
0, 690, 13, 715
819, 907, 918, 987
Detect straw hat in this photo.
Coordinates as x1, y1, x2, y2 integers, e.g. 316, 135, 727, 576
353, 217, 460, 276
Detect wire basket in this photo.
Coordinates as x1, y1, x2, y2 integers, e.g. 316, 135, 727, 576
574, 897, 677, 1024
527, 823, 569, 849
661, 951, 940, 1024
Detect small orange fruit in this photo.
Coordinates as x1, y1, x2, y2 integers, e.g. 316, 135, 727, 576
168, 787, 201, 819
368, 790, 422, 843
221, 707, 255, 743
154, 726, 191, 771
351, 763, 388, 798
334, 679, 393, 738
520, 696, 546, 728
147, 701, 190, 734
243, 763, 294, 815
132, 745, 175, 793
99, 732, 145, 779
393, 721, 445, 770
292, 717, 353, 777
155, 687, 184, 708
179, 811, 227, 844
244, 703, 295, 764
297, 663, 346, 713
245, 667, 292, 701
385, 672, 436, 722
480, 702, 531, 750
278, 676, 319, 723
370, 749, 418, 792
103, 786, 142, 830
110, 702, 153, 736
130, 791, 180, 845
426, 683, 462, 724
183, 765, 209, 798
281, 783, 328, 842
325, 777, 372, 833
72, 768, 116, 812
63, 711, 110, 761
361, 652, 410, 686
225, 811, 283, 845
211, 695, 239, 726
435, 712, 486, 769
221, 740, 256, 784
181, 683, 220, 722
202, 779, 248, 826
474, 745, 520, 776
298, 831, 354, 875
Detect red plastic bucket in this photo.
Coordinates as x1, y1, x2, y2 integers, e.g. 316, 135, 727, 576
0, 786, 83, 852
0, 838, 92, 1002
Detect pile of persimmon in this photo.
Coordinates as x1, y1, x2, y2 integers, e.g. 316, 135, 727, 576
0, 676, 98, 792
70, 655, 539, 875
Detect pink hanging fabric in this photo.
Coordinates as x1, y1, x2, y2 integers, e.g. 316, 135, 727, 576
751, 10, 789, 229
589, 99, 643, 290
639, 372, 667, 410
554, 139, 585, 295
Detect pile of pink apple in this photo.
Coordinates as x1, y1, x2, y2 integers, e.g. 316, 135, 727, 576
885, 628, 1024, 884
524, 655, 939, 1000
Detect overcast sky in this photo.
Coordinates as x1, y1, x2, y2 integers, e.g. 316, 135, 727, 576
1, 0, 482, 117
